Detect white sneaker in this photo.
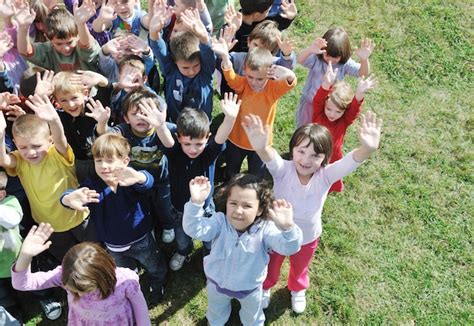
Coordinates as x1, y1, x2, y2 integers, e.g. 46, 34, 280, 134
40, 298, 62, 320
291, 290, 306, 314
162, 229, 175, 243
261, 289, 271, 309
169, 253, 189, 271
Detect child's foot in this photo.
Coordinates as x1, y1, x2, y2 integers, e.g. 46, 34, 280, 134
262, 289, 271, 309
40, 298, 62, 320
169, 253, 189, 271
149, 285, 165, 305
162, 228, 175, 243
291, 290, 306, 314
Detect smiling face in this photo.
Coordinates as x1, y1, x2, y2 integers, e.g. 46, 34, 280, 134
14, 133, 52, 165
56, 91, 86, 117
176, 134, 209, 159
114, 0, 135, 19
292, 137, 326, 184
226, 186, 262, 232
50, 36, 78, 56
244, 66, 268, 93
324, 99, 345, 122
124, 106, 152, 134
94, 155, 130, 185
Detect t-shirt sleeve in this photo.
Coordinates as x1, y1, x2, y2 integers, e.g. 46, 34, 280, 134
324, 150, 362, 184
342, 58, 361, 77
302, 53, 317, 69
26, 43, 54, 70
265, 151, 286, 180
77, 39, 101, 69
222, 66, 245, 94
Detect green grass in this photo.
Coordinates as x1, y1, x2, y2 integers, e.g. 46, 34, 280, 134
22, 0, 473, 324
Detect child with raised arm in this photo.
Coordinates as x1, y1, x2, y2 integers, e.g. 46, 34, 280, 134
0, 95, 90, 264
296, 27, 375, 126
149, 3, 215, 122
313, 62, 376, 192
243, 111, 383, 313
183, 174, 302, 325
16, 3, 101, 72
61, 133, 168, 304
211, 36, 296, 180
12, 223, 151, 325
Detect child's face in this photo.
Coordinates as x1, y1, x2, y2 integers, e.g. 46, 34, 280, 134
124, 106, 152, 134
56, 91, 86, 117
14, 133, 53, 165
0, 172, 7, 201
323, 53, 341, 65
114, 0, 135, 19
118, 64, 146, 91
226, 186, 262, 232
175, 58, 201, 79
174, 0, 189, 17
94, 155, 130, 184
244, 66, 268, 93
247, 38, 264, 52
177, 134, 209, 159
324, 99, 345, 121
292, 137, 325, 180
50, 36, 79, 57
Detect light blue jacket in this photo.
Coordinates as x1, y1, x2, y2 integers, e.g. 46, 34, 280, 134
183, 201, 302, 291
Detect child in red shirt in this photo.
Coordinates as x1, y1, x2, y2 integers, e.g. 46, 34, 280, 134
312, 62, 375, 192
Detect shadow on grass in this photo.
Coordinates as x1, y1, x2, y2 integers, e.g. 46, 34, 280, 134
263, 287, 291, 324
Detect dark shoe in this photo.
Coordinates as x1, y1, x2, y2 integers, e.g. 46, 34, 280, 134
149, 285, 165, 305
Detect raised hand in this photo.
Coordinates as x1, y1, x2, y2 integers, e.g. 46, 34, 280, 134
358, 111, 382, 152
355, 75, 376, 100
280, 0, 297, 20
124, 34, 149, 55
219, 25, 238, 51
73, 0, 96, 25
277, 36, 294, 56
4, 104, 26, 122
189, 176, 211, 205
241, 114, 268, 152
117, 64, 143, 91
34, 70, 55, 97
268, 199, 294, 230
0, 0, 15, 19
85, 98, 110, 123
62, 187, 100, 211
25, 94, 58, 122
355, 38, 375, 61
0, 91, 20, 110
19, 223, 54, 258
210, 36, 229, 58
115, 167, 146, 187
13, 3, 35, 27
149, 0, 172, 38
97, 0, 116, 23
181, 8, 208, 43
71, 70, 108, 89
220, 92, 241, 119
136, 97, 167, 129
322, 61, 338, 89
309, 37, 327, 55
101, 37, 123, 56
224, 5, 242, 31
0, 32, 13, 58
267, 64, 293, 81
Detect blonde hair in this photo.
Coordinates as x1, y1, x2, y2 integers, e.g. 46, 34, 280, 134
53, 72, 84, 98
92, 133, 130, 159
248, 20, 281, 55
245, 47, 273, 71
329, 81, 354, 111
12, 114, 50, 139
0, 171, 7, 189
170, 31, 200, 62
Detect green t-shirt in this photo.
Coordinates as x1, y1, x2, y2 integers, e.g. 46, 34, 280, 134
0, 195, 23, 278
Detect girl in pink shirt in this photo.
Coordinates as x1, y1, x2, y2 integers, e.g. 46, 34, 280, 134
243, 111, 383, 313
12, 223, 151, 326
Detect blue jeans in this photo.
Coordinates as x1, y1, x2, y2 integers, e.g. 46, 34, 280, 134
173, 204, 214, 256
225, 141, 266, 181
108, 232, 167, 289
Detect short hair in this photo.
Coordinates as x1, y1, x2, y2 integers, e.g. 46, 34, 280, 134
122, 87, 167, 116
176, 108, 209, 139
289, 124, 333, 167
53, 72, 84, 98
118, 54, 146, 76
45, 8, 78, 40
245, 47, 273, 71
215, 173, 274, 223
240, 0, 273, 15
12, 114, 50, 139
180, 0, 196, 7
30, 0, 49, 24
0, 171, 7, 189
248, 20, 280, 55
170, 31, 200, 63
318, 27, 352, 64
61, 242, 117, 301
92, 133, 130, 159
329, 81, 354, 111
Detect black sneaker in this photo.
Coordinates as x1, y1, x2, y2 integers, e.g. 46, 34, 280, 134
149, 285, 165, 305
39, 298, 62, 320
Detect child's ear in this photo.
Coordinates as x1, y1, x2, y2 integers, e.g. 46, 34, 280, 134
83, 88, 89, 96
124, 156, 130, 165
123, 114, 130, 124
142, 75, 147, 84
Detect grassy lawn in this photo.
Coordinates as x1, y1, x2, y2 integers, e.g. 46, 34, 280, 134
20, 0, 472, 324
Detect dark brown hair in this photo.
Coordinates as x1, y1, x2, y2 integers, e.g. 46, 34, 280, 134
122, 87, 166, 116
61, 242, 117, 301
170, 31, 200, 63
289, 124, 333, 167
45, 8, 78, 40
318, 27, 352, 64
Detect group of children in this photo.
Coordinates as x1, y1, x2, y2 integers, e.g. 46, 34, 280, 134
0, 0, 382, 325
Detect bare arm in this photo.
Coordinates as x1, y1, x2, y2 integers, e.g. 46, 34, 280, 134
297, 38, 327, 65
356, 38, 375, 77
14, 5, 36, 56
214, 92, 241, 144
352, 111, 382, 162
241, 114, 275, 163
73, 0, 97, 47
92, 0, 115, 33
85, 98, 110, 135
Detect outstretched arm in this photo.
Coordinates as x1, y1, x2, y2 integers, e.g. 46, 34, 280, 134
14, 3, 36, 56
241, 114, 275, 163
214, 92, 241, 144
92, 0, 115, 33
352, 111, 383, 162
14, 223, 54, 272
297, 37, 326, 65
73, 0, 97, 47
356, 38, 375, 77
180, 8, 209, 44
25, 94, 68, 156
136, 97, 175, 148
85, 98, 111, 135
61, 187, 100, 211
355, 75, 376, 102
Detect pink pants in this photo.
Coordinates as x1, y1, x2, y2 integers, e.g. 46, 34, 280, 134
263, 238, 320, 292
